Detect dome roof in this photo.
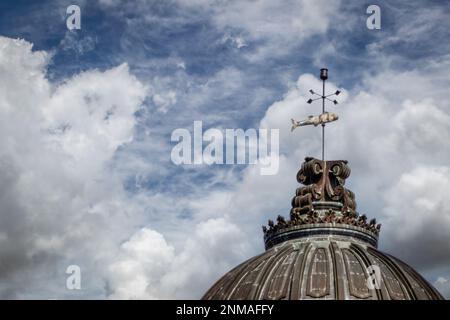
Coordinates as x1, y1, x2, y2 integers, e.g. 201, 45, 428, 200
202, 235, 443, 300
202, 158, 444, 300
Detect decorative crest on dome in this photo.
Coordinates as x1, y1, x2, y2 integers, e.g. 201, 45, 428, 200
292, 157, 355, 214
262, 157, 381, 239
262, 68, 381, 247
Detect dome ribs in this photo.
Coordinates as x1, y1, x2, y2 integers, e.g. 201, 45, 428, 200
203, 239, 443, 300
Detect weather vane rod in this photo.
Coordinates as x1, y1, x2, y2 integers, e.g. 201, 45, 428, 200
291, 68, 341, 161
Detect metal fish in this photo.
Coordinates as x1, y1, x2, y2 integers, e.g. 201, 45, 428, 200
291, 112, 339, 131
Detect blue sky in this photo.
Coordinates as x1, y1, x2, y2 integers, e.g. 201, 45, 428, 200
0, 0, 449, 299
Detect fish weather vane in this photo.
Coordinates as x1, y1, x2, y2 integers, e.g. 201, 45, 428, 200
291, 68, 341, 161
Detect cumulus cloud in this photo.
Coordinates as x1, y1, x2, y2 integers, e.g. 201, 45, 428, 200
108, 218, 249, 299
108, 228, 175, 299
0, 36, 148, 297
383, 166, 450, 270
0, 36, 254, 299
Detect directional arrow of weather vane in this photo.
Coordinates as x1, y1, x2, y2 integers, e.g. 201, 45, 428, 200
291, 68, 341, 162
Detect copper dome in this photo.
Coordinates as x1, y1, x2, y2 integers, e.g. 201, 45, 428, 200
202, 158, 444, 300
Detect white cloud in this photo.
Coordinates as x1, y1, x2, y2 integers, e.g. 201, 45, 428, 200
367, 6, 450, 59
221, 34, 247, 49
0, 36, 149, 297
59, 31, 97, 56
108, 218, 250, 299
152, 90, 177, 113
211, 0, 334, 38
108, 228, 175, 299
159, 217, 250, 299
126, 0, 339, 62
382, 166, 450, 270
208, 0, 341, 60
434, 277, 450, 299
